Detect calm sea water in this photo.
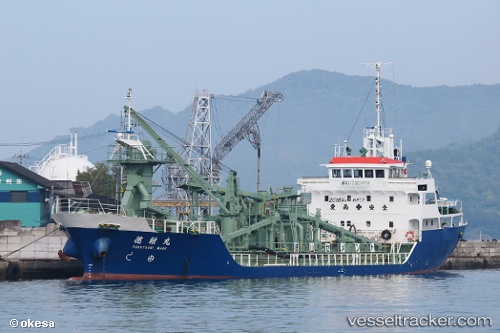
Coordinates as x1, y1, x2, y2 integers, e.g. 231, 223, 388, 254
0, 269, 498, 333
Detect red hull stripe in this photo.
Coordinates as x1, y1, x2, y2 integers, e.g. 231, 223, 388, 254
406, 268, 439, 275
70, 273, 237, 281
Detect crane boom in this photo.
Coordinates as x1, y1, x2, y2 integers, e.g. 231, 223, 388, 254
128, 108, 231, 215
213, 91, 283, 164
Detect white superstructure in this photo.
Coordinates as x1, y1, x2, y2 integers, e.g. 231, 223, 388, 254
298, 62, 464, 244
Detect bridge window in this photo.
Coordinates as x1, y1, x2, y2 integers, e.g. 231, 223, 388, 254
364, 170, 374, 178
375, 170, 385, 178
353, 169, 363, 178
424, 192, 435, 204
332, 169, 341, 178
389, 168, 405, 178
343, 169, 352, 178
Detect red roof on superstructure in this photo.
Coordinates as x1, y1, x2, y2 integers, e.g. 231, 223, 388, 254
328, 156, 404, 165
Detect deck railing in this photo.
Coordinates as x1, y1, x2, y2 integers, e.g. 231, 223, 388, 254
55, 197, 125, 216
231, 251, 410, 268
148, 218, 219, 235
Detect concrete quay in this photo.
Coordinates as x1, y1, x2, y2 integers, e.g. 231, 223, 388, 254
441, 240, 500, 270
0, 220, 82, 281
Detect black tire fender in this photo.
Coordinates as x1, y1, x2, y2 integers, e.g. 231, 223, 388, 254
381, 229, 392, 241
6, 262, 20, 281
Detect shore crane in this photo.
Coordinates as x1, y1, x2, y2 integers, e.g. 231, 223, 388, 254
212, 90, 283, 191
157, 90, 283, 212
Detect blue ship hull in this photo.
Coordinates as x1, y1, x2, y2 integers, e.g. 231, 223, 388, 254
61, 225, 465, 280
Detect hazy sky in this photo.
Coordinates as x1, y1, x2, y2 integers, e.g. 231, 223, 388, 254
1, 1, 499, 160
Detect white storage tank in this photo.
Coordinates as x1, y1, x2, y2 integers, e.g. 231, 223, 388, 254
30, 133, 95, 181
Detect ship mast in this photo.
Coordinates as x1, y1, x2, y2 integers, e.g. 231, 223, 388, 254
374, 62, 382, 138
361, 61, 396, 158
125, 88, 132, 140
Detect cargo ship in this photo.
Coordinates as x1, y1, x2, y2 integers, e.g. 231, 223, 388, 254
53, 63, 467, 280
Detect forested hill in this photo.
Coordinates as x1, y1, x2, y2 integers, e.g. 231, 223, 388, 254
409, 128, 500, 240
